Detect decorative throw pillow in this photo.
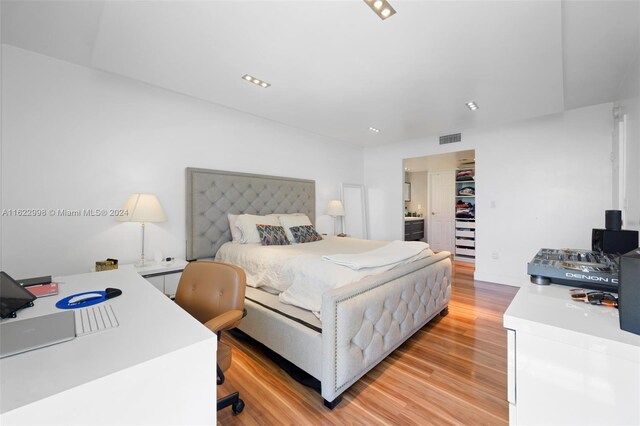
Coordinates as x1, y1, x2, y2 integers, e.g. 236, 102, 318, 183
256, 225, 291, 246
278, 214, 313, 243
289, 225, 323, 244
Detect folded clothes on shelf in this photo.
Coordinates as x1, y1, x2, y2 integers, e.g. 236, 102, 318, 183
456, 170, 474, 181
456, 210, 475, 219
458, 186, 475, 196
455, 204, 475, 219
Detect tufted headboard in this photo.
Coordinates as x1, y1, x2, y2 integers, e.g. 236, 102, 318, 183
185, 168, 316, 260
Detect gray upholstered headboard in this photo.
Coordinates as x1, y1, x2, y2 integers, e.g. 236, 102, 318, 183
186, 168, 316, 260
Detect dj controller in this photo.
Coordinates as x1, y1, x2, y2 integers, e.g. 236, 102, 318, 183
527, 248, 619, 292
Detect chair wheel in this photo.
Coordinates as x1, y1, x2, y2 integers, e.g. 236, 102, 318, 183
232, 399, 244, 414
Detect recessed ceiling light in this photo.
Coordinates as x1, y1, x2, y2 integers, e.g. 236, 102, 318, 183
242, 74, 271, 88
465, 101, 479, 111
363, 0, 396, 20
369, 127, 380, 133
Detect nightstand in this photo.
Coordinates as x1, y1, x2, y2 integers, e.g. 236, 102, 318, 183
121, 259, 189, 298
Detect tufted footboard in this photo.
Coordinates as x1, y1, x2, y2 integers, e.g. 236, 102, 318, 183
320, 251, 451, 405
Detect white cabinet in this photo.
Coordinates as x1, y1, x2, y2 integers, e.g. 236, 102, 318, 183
162, 273, 182, 297
140, 270, 183, 297
145, 275, 165, 292
121, 260, 188, 298
504, 284, 640, 425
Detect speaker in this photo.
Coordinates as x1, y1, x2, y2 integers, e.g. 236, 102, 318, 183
605, 210, 622, 231
619, 248, 640, 335
592, 229, 639, 254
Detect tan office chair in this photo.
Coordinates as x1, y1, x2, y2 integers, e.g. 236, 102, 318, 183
174, 261, 247, 415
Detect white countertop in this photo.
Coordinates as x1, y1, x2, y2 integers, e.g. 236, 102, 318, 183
404, 217, 424, 222
504, 282, 640, 361
0, 268, 214, 414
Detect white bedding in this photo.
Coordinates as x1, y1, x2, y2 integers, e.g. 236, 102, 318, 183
215, 236, 433, 315
322, 240, 429, 269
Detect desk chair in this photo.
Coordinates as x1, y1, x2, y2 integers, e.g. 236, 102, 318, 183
175, 261, 246, 415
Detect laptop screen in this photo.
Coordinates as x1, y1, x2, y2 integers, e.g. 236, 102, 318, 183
0, 271, 37, 319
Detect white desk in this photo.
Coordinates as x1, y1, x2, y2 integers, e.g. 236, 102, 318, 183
504, 282, 640, 425
0, 269, 217, 425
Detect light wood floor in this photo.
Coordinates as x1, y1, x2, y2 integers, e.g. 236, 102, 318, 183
218, 262, 519, 425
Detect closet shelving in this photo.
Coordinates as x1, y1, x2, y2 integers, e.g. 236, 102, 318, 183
455, 166, 476, 263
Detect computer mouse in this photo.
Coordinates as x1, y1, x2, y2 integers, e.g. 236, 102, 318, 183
68, 293, 103, 305
105, 288, 122, 299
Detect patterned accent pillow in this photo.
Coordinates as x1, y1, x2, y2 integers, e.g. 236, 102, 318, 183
256, 224, 290, 246
289, 225, 323, 244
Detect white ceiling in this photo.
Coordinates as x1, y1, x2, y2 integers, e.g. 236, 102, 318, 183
2, 1, 638, 147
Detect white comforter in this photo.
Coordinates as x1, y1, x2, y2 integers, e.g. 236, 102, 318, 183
215, 237, 432, 315
322, 240, 430, 269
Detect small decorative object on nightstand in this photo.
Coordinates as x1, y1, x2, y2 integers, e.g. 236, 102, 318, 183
95, 258, 118, 272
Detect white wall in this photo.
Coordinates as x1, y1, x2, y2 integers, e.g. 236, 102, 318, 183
1, 46, 364, 277
612, 51, 639, 231
364, 103, 614, 286
613, 97, 639, 231
625, 96, 640, 231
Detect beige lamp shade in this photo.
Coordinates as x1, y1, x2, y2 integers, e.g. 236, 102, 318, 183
325, 200, 345, 217
117, 193, 167, 223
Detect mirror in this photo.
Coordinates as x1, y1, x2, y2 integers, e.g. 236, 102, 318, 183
403, 182, 411, 202
341, 183, 368, 239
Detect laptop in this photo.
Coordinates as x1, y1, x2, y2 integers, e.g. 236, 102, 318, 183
1, 270, 37, 319
0, 311, 76, 359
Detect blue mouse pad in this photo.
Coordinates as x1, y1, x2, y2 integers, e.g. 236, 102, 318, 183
56, 291, 107, 309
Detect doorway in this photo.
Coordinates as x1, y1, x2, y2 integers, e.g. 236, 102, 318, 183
403, 150, 476, 263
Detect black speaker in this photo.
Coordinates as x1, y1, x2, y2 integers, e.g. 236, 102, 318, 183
592, 229, 639, 254
619, 248, 640, 335
605, 210, 622, 231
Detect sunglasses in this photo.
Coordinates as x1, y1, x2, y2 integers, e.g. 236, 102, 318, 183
570, 289, 618, 308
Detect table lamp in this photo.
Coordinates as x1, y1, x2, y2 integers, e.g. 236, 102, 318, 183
325, 200, 345, 236
117, 193, 167, 267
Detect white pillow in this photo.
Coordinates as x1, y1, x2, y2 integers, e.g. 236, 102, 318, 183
227, 214, 242, 243
267, 213, 305, 220
236, 214, 280, 244
278, 214, 313, 243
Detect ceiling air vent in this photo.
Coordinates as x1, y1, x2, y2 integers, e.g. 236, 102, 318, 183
439, 133, 462, 145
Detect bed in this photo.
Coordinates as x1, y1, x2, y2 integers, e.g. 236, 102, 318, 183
186, 168, 452, 408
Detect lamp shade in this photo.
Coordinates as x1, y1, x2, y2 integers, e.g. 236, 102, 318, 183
325, 200, 345, 217
117, 193, 167, 223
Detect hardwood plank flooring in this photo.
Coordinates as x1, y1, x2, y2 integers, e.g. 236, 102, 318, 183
218, 262, 519, 425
